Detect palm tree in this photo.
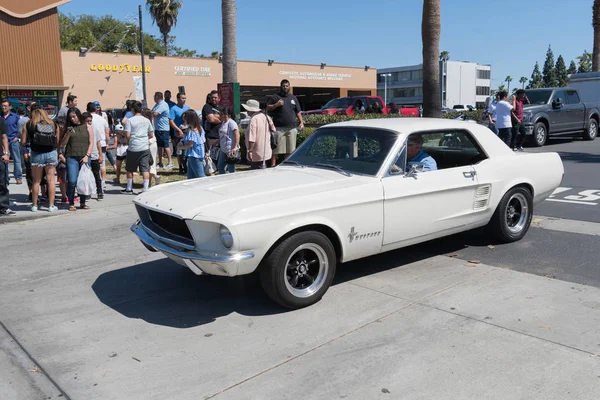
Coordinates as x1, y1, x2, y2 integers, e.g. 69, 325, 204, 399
211, 51, 221, 59
594, 0, 600, 71
222, 0, 238, 83
146, 0, 183, 57
505, 76, 513, 93
439, 51, 450, 61
519, 76, 528, 89
421, 0, 441, 118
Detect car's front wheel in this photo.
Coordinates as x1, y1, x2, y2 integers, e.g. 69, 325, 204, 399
531, 122, 547, 147
488, 187, 533, 243
583, 118, 598, 141
260, 231, 337, 309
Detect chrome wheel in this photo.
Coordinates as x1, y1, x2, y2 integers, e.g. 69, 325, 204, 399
284, 243, 329, 298
536, 125, 546, 145
506, 193, 529, 234
589, 121, 598, 139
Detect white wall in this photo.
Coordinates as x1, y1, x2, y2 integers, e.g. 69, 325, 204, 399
445, 61, 477, 107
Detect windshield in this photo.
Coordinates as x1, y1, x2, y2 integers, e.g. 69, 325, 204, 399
285, 127, 398, 176
453, 105, 464, 109
524, 90, 552, 105
322, 98, 354, 109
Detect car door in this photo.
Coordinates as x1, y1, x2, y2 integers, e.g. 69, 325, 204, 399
381, 130, 487, 247
564, 90, 585, 131
549, 90, 568, 133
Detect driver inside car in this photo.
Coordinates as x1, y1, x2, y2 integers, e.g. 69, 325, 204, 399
392, 135, 438, 173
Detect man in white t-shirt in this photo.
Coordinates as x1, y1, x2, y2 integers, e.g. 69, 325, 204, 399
87, 102, 109, 200
123, 101, 154, 194
487, 93, 500, 135
494, 91, 517, 147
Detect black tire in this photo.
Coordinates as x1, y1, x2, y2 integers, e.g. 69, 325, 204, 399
488, 186, 533, 243
531, 121, 547, 147
260, 231, 337, 309
583, 118, 598, 141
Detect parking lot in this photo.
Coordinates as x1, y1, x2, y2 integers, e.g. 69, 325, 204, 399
1, 135, 600, 399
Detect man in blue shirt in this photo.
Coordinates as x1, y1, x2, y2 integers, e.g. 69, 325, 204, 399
152, 92, 172, 169
169, 93, 190, 174
406, 135, 437, 172
1, 99, 23, 184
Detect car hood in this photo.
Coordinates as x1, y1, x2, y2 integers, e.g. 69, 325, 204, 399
133, 167, 372, 221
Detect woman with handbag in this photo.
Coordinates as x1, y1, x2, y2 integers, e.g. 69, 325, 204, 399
177, 110, 206, 179
21, 104, 60, 212
217, 107, 240, 174
242, 99, 276, 170
61, 108, 94, 211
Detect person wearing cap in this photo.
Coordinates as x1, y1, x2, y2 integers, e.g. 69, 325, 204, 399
243, 99, 275, 169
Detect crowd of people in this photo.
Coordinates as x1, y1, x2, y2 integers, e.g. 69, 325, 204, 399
0, 79, 305, 216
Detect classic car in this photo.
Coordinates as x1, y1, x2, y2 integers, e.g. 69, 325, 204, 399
130, 118, 564, 309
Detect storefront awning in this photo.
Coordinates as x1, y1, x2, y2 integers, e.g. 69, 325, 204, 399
0, 85, 69, 91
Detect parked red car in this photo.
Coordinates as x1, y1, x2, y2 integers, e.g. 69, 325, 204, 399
303, 96, 389, 116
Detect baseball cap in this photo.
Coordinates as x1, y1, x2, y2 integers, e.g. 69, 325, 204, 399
93, 101, 101, 108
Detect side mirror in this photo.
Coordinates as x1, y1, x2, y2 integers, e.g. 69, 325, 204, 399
403, 163, 423, 179
552, 99, 563, 109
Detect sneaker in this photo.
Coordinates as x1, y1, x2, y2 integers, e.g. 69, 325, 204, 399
157, 163, 164, 169
512, 148, 518, 151
164, 163, 174, 170
48, 206, 58, 212
31, 205, 38, 212
0, 208, 17, 216
62, 197, 69, 204
121, 189, 135, 195
97, 194, 104, 201
15, 179, 22, 185
74, 196, 80, 204
155, 176, 161, 185
517, 146, 525, 152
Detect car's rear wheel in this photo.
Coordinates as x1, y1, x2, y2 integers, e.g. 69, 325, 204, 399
260, 231, 336, 309
583, 118, 598, 141
488, 187, 533, 243
531, 122, 547, 147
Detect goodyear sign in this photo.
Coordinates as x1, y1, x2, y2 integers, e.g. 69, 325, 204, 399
91, 64, 151, 73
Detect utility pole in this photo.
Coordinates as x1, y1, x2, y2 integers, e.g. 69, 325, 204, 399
138, 5, 147, 103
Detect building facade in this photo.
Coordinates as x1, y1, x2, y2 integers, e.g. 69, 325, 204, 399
377, 61, 491, 109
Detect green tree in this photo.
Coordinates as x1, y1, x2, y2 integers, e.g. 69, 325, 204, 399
577, 50, 592, 72
555, 55, 568, 86
542, 45, 558, 87
567, 60, 577, 75
497, 84, 506, 93
529, 62, 543, 88
519, 76, 528, 89
439, 51, 450, 61
59, 13, 165, 55
222, 0, 238, 83
146, 0, 183, 57
594, 0, 600, 70
421, 0, 441, 117
505, 76, 513, 92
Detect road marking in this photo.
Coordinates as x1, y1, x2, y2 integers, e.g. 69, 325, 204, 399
533, 215, 600, 236
548, 187, 572, 197
546, 199, 598, 206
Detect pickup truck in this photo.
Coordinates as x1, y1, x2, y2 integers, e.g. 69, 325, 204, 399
522, 88, 599, 146
302, 96, 389, 116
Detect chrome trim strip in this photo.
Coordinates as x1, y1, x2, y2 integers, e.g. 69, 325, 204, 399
131, 221, 255, 263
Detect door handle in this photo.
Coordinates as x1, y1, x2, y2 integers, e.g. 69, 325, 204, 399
463, 171, 476, 178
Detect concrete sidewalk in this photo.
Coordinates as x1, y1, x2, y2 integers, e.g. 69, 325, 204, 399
0, 204, 599, 399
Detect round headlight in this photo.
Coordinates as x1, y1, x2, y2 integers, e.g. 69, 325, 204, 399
219, 225, 233, 249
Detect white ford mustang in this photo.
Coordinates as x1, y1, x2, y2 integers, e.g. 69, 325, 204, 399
131, 118, 564, 308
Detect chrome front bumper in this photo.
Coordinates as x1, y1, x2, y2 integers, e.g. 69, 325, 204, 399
130, 221, 255, 276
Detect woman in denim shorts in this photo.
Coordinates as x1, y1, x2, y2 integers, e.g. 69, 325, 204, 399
21, 105, 59, 212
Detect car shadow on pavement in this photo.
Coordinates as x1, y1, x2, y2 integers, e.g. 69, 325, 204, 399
557, 151, 600, 164
92, 228, 496, 328
92, 259, 284, 329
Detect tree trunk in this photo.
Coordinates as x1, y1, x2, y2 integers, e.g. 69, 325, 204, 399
222, 0, 238, 83
593, 0, 600, 71
421, 0, 441, 118
163, 34, 169, 57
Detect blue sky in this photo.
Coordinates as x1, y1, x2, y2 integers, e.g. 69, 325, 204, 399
59, 0, 594, 90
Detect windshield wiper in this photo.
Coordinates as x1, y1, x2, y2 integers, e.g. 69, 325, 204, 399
281, 160, 305, 168
313, 163, 352, 177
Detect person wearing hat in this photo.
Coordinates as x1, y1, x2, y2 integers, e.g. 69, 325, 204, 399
243, 99, 275, 170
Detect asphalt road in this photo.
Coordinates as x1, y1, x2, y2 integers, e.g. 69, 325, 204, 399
528, 134, 600, 223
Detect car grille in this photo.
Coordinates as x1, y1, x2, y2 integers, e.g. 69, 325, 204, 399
136, 205, 194, 244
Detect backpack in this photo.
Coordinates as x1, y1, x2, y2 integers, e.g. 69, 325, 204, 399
32, 122, 56, 147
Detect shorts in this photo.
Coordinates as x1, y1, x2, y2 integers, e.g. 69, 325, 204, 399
274, 128, 298, 155
126, 149, 151, 173
30, 150, 58, 167
156, 130, 170, 148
